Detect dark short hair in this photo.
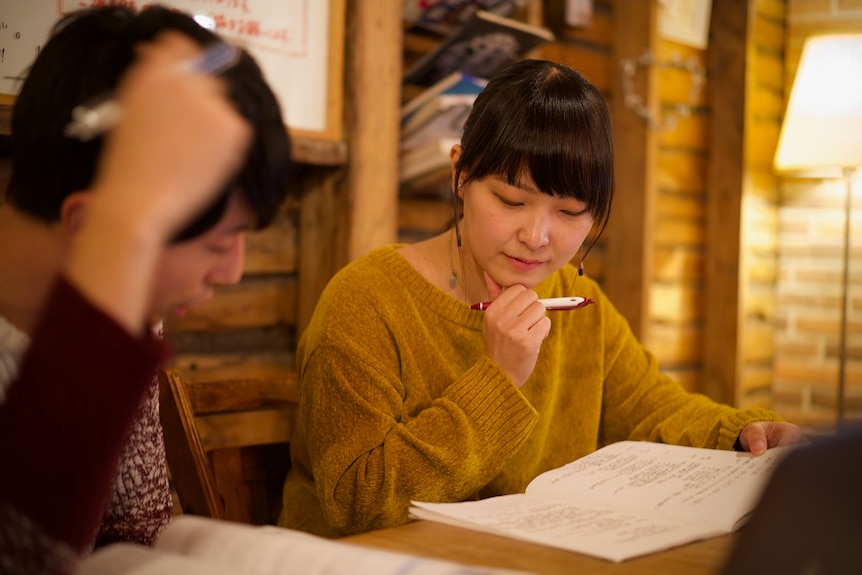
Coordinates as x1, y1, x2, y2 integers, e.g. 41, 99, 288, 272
455, 59, 614, 241
6, 6, 293, 241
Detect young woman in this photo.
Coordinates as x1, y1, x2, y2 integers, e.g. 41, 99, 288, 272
279, 59, 803, 538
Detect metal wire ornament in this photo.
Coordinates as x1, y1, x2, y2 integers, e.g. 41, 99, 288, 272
619, 48, 706, 132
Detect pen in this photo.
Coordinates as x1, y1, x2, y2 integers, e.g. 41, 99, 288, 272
64, 41, 241, 142
470, 297, 595, 311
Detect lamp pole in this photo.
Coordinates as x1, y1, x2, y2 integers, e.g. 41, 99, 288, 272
836, 166, 856, 427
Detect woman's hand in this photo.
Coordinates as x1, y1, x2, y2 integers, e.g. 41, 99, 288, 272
480, 271, 550, 387
737, 421, 806, 455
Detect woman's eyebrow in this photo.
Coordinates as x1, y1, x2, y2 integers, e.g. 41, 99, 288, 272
504, 176, 540, 193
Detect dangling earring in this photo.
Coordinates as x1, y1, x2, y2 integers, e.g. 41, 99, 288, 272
449, 180, 464, 291
448, 227, 460, 289
578, 261, 585, 276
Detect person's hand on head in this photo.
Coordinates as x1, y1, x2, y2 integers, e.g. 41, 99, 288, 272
737, 421, 806, 455
65, 31, 252, 335
89, 31, 252, 242
480, 271, 550, 387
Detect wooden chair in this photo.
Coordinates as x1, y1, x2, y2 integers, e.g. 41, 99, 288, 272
158, 367, 298, 525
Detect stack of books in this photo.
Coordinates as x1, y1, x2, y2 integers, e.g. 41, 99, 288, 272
399, 9, 554, 197
400, 71, 486, 194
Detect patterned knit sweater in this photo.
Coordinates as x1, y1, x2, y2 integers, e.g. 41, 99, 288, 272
279, 245, 784, 537
0, 278, 168, 574
0, 311, 173, 551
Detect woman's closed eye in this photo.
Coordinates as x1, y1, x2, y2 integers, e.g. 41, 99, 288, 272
494, 192, 523, 207
560, 207, 590, 218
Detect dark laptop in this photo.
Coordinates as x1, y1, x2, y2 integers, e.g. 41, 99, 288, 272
721, 426, 862, 575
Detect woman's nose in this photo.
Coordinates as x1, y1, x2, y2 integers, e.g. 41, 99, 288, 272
518, 213, 550, 249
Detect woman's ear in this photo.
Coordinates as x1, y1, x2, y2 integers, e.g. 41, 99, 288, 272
449, 144, 464, 198
58, 192, 92, 237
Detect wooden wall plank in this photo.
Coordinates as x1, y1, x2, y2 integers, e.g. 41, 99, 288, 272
655, 219, 704, 249
243, 210, 298, 275
658, 114, 708, 150
166, 278, 297, 333
604, 0, 658, 338
198, 409, 295, 451
657, 150, 707, 192
749, 85, 783, 118
657, 65, 707, 106
651, 283, 703, 323
399, 199, 453, 234
756, 0, 786, 21
535, 43, 611, 92
753, 48, 784, 91
655, 41, 708, 107
745, 120, 781, 167
655, 190, 705, 220
298, 166, 351, 336
654, 247, 703, 282
646, 323, 703, 365
703, 0, 751, 405
167, 352, 296, 383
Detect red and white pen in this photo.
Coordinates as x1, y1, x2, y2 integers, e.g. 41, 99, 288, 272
470, 297, 595, 311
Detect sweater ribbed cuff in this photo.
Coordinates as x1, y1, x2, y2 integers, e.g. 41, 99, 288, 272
445, 356, 538, 455
718, 407, 785, 451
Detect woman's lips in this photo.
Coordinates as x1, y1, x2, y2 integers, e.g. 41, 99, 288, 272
505, 254, 544, 271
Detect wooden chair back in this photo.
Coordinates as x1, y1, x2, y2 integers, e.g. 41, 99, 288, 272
158, 367, 298, 525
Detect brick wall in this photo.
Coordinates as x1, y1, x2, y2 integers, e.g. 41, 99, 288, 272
773, 0, 862, 428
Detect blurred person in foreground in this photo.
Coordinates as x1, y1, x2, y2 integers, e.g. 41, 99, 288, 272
0, 6, 292, 574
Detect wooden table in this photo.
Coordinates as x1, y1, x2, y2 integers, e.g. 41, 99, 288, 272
344, 520, 734, 575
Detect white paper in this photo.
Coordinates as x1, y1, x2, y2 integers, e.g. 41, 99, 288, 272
80, 515, 536, 575
1, 0, 331, 133
410, 441, 793, 562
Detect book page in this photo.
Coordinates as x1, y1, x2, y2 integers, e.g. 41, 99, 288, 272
410, 495, 724, 563
525, 441, 791, 531
153, 515, 533, 575
78, 543, 239, 575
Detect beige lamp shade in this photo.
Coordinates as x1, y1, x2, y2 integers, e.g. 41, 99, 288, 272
774, 34, 862, 173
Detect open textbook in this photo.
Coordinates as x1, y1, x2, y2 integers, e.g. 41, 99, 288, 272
78, 515, 534, 575
410, 441, 794, 563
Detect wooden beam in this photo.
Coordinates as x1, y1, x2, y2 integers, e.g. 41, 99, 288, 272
298, 166, 348, 335
343, 0, 402, 262
604, 0, 659, 339
703, 0, 750, 405
297, 1, 402, 334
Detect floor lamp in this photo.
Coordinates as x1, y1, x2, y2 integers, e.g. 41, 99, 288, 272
774, 34, 862, 426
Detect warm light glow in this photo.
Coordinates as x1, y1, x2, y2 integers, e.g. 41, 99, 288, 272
774, 34, 862, 172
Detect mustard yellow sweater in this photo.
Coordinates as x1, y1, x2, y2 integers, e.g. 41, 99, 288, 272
279, 246, 781, 537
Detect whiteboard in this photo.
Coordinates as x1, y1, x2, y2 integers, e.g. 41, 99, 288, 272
0, 0, 343, 139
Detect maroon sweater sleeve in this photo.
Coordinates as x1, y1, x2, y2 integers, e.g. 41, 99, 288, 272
0, 277, 168, 553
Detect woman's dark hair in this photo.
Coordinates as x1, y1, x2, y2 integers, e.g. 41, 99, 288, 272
454, 59, 614, 252
6, 6, 293, 242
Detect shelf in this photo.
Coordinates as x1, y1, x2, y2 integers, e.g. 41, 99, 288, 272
0, 103, 347, 167
290, 134, 348, 166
